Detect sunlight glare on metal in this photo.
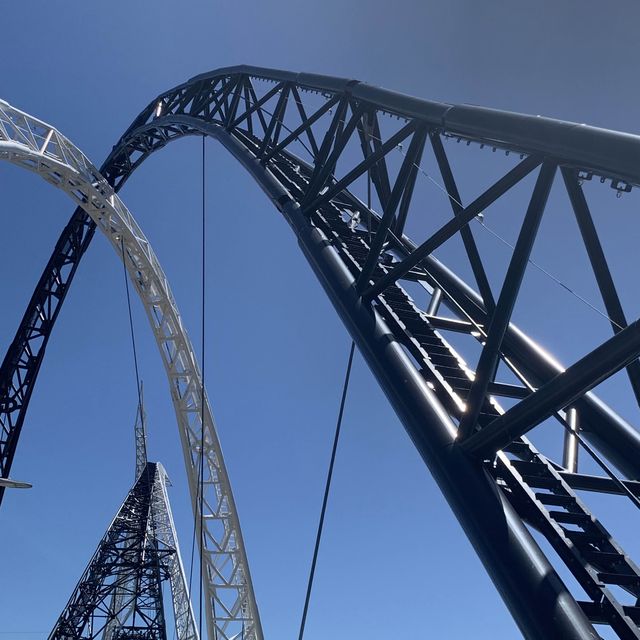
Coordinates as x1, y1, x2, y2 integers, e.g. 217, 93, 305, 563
0, 477, 32, 489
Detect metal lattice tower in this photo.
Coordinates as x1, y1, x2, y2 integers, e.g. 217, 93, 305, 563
135, 384, 148, 481
48, 394, 198, 640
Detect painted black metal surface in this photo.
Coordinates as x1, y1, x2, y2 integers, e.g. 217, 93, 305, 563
5, 66, 640, 638
49, 462, 169, 640
0, 210, 95, 503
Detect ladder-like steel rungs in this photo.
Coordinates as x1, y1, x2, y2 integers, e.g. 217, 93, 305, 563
266, 143, 640, 640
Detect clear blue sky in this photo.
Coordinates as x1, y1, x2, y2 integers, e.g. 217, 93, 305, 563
1, 1, 640, 638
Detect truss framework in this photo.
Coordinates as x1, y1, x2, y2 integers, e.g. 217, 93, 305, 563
3, 68, 640, 638
0, 101, 259, 640
49, 461, 197, 640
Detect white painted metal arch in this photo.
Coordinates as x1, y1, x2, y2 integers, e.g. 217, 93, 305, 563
0, 99, 261, 640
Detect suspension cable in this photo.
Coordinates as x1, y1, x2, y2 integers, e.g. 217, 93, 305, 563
185, 136, 209, 639
186, 450, 203, 620
199, 133, 207, 640
120, 238, 144, 426
297, 340, 356, 640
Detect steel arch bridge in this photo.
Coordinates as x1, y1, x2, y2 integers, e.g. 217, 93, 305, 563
3, 65, 640, 639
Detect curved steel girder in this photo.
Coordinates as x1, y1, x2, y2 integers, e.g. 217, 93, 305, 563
103, 70, 640, 479
0, 208, 95, 502
4, 67, 640, 508
4, 68, 640, 639
0, 102, 599, 638
0, 102, 261, 640
112, 64, 640, 187
121, 114, 598, 640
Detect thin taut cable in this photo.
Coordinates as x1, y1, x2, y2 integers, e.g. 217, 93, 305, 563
120, 238, 144, 423
297, 340, 356, 640
366, 114, 372, 245
385, 132, 626, 331
199, 134, 207, 639
187, 455, 202, 607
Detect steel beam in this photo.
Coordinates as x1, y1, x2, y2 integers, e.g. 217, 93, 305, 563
420, 255, 640, 478
229, 81, 283, 129
357, 127, 427, 289
0, 208, 95, 505
560, 471, 640, 496
257, 83, 290, 158
263, 93, 339, 163
290, 85, 320, 157
189, 65, 640, 186
430, 132, 496, 314
303, 120, 416, 214
363, 155, 543, 300
562, 167, 640, 408
458, 162, 556, 438
463, 317, 640, 456
563, 407, 580, 473
215, 129, 597, 640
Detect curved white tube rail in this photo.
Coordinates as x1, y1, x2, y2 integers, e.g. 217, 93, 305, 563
0, 99, 261, 640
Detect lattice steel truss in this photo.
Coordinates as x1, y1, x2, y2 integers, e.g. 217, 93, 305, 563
0, 100, 259, 640
4, 67, 640, 638
49, 461, 197, 640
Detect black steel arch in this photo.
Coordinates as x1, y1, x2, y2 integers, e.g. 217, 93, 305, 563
4, 65, 640, 639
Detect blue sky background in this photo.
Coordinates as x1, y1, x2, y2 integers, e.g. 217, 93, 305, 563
1, 1, 640, 638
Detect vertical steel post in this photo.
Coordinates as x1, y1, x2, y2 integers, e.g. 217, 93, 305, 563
426, 287, 443, 316
563, 408, 580, 473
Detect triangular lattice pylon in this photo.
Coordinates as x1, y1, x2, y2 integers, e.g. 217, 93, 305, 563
48, 461, 198, 640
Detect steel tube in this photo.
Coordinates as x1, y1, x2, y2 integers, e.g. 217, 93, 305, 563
182, 65, 640, 186
426, 287, 443, 316
459, 162, 556, 438
560, 471, 640, 496
421, 254, 640, 479
563, 408, 579, 473
463, 315, 640, 457
210, 128, 598, 640
290, 204, 596, 640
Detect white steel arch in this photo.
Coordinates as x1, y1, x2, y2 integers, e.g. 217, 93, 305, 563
0, 99, 261, 640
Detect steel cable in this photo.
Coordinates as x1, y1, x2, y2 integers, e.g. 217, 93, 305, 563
199, 134, 207, 640
120, 238, 145, 438
297, 340, 356, 640
185, 135, 209, 640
